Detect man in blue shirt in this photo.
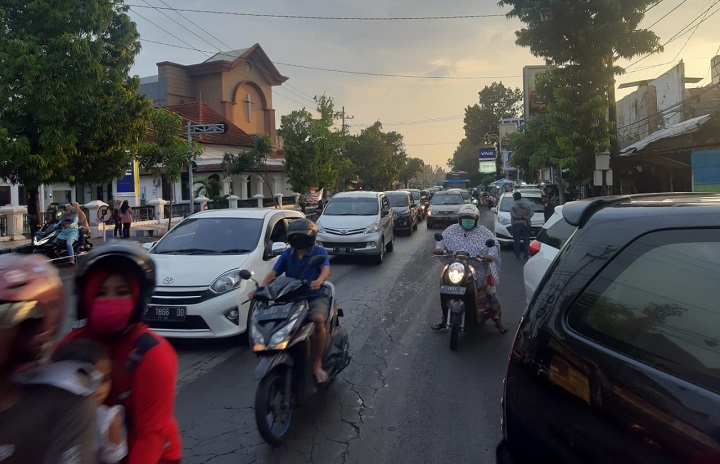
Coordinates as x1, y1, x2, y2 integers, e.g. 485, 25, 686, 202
255, 219, 331, 383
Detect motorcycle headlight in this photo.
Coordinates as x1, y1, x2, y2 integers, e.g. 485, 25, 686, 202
268, 301, 307, 348
365, 222, 380, 234
447, 262, 465, 284
250, 320, 266, 349
498, 217, 511, 226
210, 269, 242, 294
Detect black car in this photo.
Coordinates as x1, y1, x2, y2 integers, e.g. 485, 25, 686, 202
384, 191, 418, 234
403, 189, 425, 221
498, 193, 720, 464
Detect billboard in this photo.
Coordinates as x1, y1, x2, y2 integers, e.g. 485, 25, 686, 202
499, 118, 523, 152
479, 147, 496, 174
523, 65, 551, 121
117, 160, 139, 195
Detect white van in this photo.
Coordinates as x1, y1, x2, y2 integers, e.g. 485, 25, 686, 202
315, 191, 395, 264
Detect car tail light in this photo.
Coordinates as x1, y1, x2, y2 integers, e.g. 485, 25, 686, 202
528, 240, 541, 257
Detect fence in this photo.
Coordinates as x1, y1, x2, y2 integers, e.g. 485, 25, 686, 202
0, 216, 6, 238
133, 205, 155, 222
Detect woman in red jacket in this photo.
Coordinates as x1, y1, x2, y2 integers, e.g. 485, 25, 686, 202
58, 241, 182, 464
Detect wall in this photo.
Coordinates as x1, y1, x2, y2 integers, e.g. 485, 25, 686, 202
617, 85, 658, 148
692, 149, 720, 193
159, 63, 195, 105
651, 62, 685, 129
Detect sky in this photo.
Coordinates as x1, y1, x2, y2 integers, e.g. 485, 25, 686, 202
125, 0, 720, 169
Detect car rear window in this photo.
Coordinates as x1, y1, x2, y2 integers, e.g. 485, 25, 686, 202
499, 196, 544, 213
431, 194, 463, 205
536, 217, 576, 249
568, 229, 720, 392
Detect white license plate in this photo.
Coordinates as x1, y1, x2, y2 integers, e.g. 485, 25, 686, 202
333, 247, 354, 254
144, 306, 186, 322
440, 285, 466, 295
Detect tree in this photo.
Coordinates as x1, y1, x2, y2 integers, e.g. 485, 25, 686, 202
136, 108, 202, 230
345, 122, 407, 190
449, 82, 523, 184
498, 0, 663, 187
222, 134, 278, 207
0, 0, 151, 235
279, 95, 347, 194
398, 157, 425, 188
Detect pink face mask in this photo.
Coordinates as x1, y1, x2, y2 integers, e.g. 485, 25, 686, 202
88, 298, 134, 334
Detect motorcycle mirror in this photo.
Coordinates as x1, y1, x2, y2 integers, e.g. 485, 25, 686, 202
485, 239, 496, 248
433, 233, 444, 241
239, 269, 253, 280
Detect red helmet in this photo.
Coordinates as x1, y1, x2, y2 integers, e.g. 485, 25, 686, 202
0, 254, 65, 365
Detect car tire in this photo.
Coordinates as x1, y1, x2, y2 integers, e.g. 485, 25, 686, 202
386, 233, 395, 253
413, 219, 418, 231
374, 238, 385, 264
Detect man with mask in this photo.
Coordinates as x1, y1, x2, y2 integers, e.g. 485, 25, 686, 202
431, 204, 507, 333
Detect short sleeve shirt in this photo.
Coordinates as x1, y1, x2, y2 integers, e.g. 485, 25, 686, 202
273, 246, 330, 298
436, 224, 501, 285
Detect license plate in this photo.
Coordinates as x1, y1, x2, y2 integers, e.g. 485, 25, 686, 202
333, 247, 354, 254
144, 306, 186, 322
256, 305, 293, 322
440, 285, 466, 295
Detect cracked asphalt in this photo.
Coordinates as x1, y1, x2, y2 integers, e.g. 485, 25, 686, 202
170, 207, 527, 464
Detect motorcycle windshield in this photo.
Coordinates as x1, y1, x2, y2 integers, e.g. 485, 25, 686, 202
259, 276, 306, 301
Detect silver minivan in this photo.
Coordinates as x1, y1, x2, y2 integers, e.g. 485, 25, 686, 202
315, 191, 395, 264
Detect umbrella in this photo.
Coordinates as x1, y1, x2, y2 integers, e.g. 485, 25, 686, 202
489, 178, 514, 187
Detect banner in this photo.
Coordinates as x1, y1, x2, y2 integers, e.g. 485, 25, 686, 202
523, 66, 550, 121
117, 161, 139, 195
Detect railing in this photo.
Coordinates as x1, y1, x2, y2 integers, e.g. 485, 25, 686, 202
163, 203, 191, 219
133, 205, 156, 222
0, 216, 6, 237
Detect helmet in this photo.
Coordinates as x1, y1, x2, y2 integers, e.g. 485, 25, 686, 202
287, 218, 318, 249
457, 204, 480, 229
75, 241, 156, 322
0, 254, 65, 364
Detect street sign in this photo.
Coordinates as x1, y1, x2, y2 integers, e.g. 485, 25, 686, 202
97, 205, 111, 222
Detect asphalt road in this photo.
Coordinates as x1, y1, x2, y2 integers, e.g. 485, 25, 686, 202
170, 207, 527, 464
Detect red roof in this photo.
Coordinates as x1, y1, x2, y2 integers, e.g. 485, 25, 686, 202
164, 102, 256, 148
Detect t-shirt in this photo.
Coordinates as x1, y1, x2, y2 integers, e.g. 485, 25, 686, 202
0, 384, 95, 463
273, 246, 330, 299
436, 223, 501, 285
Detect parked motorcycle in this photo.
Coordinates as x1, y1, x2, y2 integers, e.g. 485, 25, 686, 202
433, 232, 498, 351
240, 257, 351, 446
32, 219, 92, 261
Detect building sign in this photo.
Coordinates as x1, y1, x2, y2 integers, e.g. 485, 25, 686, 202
499, 118, 524, 152
479, 147, 497, 174
117, 161, 139, 195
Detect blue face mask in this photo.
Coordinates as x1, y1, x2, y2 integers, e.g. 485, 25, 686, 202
460, 219, 475, 230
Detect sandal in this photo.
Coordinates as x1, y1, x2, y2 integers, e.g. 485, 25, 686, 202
314, 370, 329, 384
431, 322, 447, 331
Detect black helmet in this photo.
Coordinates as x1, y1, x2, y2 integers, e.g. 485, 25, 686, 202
287, 218, 317, 249
75, 241, 156, 322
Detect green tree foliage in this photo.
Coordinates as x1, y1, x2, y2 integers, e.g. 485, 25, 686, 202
345, 122, 407, 191
498, 0, 663, 185
0, 0, 151, 233
136, 108, 202, 228
398, 157, 425, 187
279, 96, 346, 193
449, 83, 522, 184
222, 134, 278, 207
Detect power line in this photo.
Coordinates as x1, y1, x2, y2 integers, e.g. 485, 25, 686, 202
131, 9, 211, 57
138, 38, 522, 80
126, 4, 505, 20
137, 0, 221, 53
643, 0, 667, 13
647, 0, 688, 28
349, 114, 464, 127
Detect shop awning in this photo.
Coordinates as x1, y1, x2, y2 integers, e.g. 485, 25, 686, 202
620, 114, 712, 156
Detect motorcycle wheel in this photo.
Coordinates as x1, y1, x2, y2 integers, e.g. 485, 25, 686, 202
255, 368, 293, 446
450, 312, 460, 351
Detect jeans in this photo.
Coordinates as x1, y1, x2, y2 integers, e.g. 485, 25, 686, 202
56, 239, 74, 261
122, 222, 131, 238
512, 222, 530, 258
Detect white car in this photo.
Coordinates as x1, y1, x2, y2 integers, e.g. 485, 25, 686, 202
522, 206, 576, 305
493, 191, 546, 249
144, 208, 304, 338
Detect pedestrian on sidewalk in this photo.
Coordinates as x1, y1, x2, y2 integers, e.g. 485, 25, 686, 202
510, 192, 533, 260
120, 201, 133, 238
56, 242, 182, 464
112, 200, 122, 238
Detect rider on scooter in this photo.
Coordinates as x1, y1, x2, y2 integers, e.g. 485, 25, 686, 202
431, 204, 508, 333
252, 219, 332, 383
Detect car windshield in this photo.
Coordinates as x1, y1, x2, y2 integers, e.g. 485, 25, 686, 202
151, 217, 263, 255
323, 197, 379, 216
408, 191, 421, 201
387, 194, 409, 207
431, 194, 463, 205
499, 196, 544, 213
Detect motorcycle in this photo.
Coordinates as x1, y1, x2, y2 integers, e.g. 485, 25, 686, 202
433, 232, 498, 351
32, 220, 93, 261
240, 256, 351, 446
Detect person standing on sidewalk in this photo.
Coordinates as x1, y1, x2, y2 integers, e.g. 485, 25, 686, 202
510, 192, 533, 260
112, 200, 122, 238
120, 201, 132, 238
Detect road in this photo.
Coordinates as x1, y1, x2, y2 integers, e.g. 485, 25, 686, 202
167, 207, 527, 464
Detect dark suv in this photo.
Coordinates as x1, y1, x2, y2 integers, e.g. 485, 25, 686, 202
498, 193, 720, 464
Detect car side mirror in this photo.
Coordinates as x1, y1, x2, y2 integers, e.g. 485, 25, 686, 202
141, 241, 157, 251
434, 232, 444, 241
271, 242, 288, 256
381, 207, 390, 217
485, 239, 496, 248
239, 269, 253, 280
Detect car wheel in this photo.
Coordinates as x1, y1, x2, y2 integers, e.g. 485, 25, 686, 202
413, 219, 418, 231
386, 233, 395, 252
408, 224, 413, 235
374, 238, 385, 264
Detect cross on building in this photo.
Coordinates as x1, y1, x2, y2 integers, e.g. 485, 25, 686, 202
245, 93, 253, 123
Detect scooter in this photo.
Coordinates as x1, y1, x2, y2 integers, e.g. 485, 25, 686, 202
32, 221, 93, 261
240, 256, 351, 446
433, 232, 498, 351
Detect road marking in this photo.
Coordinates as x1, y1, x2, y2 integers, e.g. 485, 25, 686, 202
175, 346, 243, 392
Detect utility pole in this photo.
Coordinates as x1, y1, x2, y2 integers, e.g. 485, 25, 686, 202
341, 106, 354, 133
607, 54, 619, 195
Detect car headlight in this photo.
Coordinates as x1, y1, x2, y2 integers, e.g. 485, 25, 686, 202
316, 223, 325, 234
365, 222, 380, 234
498, 217, 511, 226
398, 211, 410, 217
447, 262, 465, 284
210, 269, 242, 294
